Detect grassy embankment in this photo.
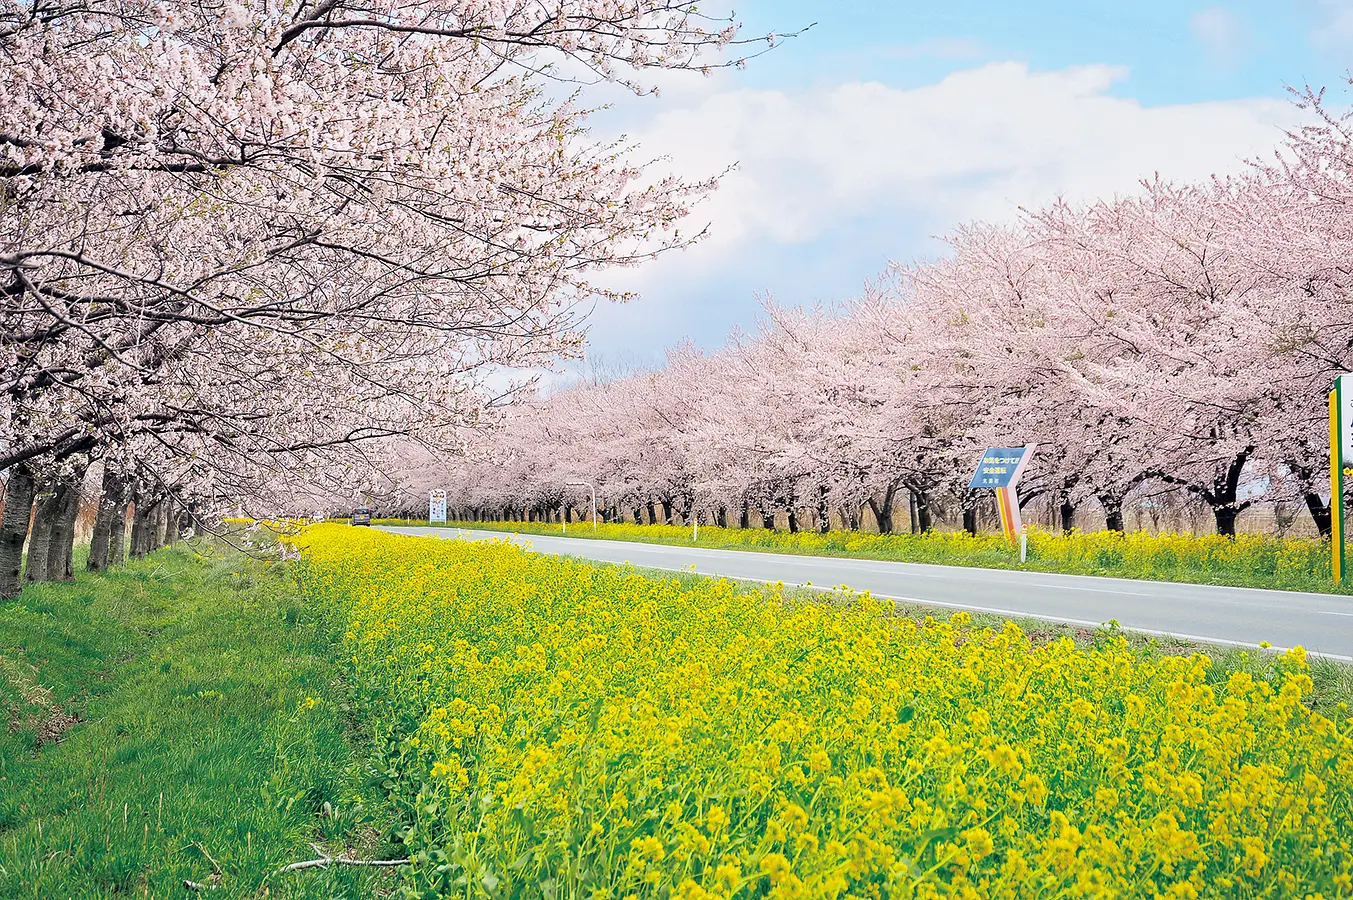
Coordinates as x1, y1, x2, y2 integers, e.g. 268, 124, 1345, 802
393, 519, 1351, 595
0, 543, 402, 899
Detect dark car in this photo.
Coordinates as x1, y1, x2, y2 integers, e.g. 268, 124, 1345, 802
351, 507, 373, 526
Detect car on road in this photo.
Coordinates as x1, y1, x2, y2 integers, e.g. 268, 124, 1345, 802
350, 507, 373, 526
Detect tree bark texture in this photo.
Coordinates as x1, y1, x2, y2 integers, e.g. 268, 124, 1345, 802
108, 498, 128, 565
129, 498, 157, 559
1304, 491, 1332, 540
914, 489, 934, 534
49, 474, 84, 580
89, 468, 123, 570
1099, 494, 1125, 533
0, 466, 37, 598
1060, 495, 1077, 534
24, 482, 61, 583
868, 484, 897, 534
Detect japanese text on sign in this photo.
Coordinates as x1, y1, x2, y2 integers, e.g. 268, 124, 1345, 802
967, 447, 1032, 489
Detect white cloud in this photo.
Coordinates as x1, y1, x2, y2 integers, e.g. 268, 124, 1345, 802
1190, 6, 1250, 65
565, 61, 1305, 358
612, 61, 1301, 269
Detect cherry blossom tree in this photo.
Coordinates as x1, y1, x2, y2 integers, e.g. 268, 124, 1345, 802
435, 139, 1353, 542
0, 0, 797, 594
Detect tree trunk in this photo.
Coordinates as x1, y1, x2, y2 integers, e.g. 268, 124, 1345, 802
717, 506, 728, 528
108, 497, 129, 565
24, 483, 61, 583
1157, 449, 1250, 538
907, 491, 918, 534
816, 486, 830, 534
1214, 505, 1239, 538
787, 507, 800, 533
150, 500, 165, 549
660, 499, 674, 525
681, 496, 694, 527
1208, 452, 1251, 538
89, 468, 122, 571
129, 498, 155, 559
914, 489, 934, 534
1304, 491, 1332, 540
49, 475, 84, 581
160, 499, 177, 548
839, 505, 860, 531
761, 502, 775, 530
1099, 494, 1125, 533
0, 466, 37, 598
739, 499, 750, 530
868, 484, 897, 535
1059, 495, 1077, 534
150, 499, 164, 550
867, 497, 885, 533
962, 493, 978, 536
127, 501, 142, 558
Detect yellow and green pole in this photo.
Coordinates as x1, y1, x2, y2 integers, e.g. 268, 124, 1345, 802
1332, 380, 1346, 583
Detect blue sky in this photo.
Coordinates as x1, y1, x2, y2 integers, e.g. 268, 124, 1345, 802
731, 1, 1346, 103
567, 2, 1353, 373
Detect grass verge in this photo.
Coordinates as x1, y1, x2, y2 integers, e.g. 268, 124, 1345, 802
0, 543, 402, 899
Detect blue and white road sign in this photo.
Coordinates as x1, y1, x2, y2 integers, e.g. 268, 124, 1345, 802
968, 446, 1034, 490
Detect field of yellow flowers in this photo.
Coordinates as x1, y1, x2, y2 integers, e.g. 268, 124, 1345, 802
431, 521, 1338, 594
296, 525, 1353, 899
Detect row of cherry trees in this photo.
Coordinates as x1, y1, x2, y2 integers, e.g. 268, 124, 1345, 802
424, 90, 1353, 537
0, 0, 785, 595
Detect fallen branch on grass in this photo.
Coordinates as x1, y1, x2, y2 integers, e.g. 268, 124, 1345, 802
273, 842, 410, 876
183, 841, 223, 890
194, 842, 222, 876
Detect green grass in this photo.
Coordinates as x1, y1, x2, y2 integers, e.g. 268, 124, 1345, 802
395, 519, 1352, 596
0, 543, 403, 899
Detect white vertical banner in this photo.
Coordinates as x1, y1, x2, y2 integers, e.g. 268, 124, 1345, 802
429, 489, 447, 524
1340, 374, 1353, 466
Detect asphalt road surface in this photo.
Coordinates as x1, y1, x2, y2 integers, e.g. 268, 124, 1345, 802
376, 525, 1353, 661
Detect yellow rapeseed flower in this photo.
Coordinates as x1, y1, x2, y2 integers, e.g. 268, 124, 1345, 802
290, 524, 1353, 899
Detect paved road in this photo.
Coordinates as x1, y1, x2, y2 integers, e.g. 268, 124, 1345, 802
376, 526, 1353, 661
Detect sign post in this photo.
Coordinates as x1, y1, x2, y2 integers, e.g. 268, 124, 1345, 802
1330, 376, 1353, 583
968, 445, 1037, 547
429, 490, 447, 525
